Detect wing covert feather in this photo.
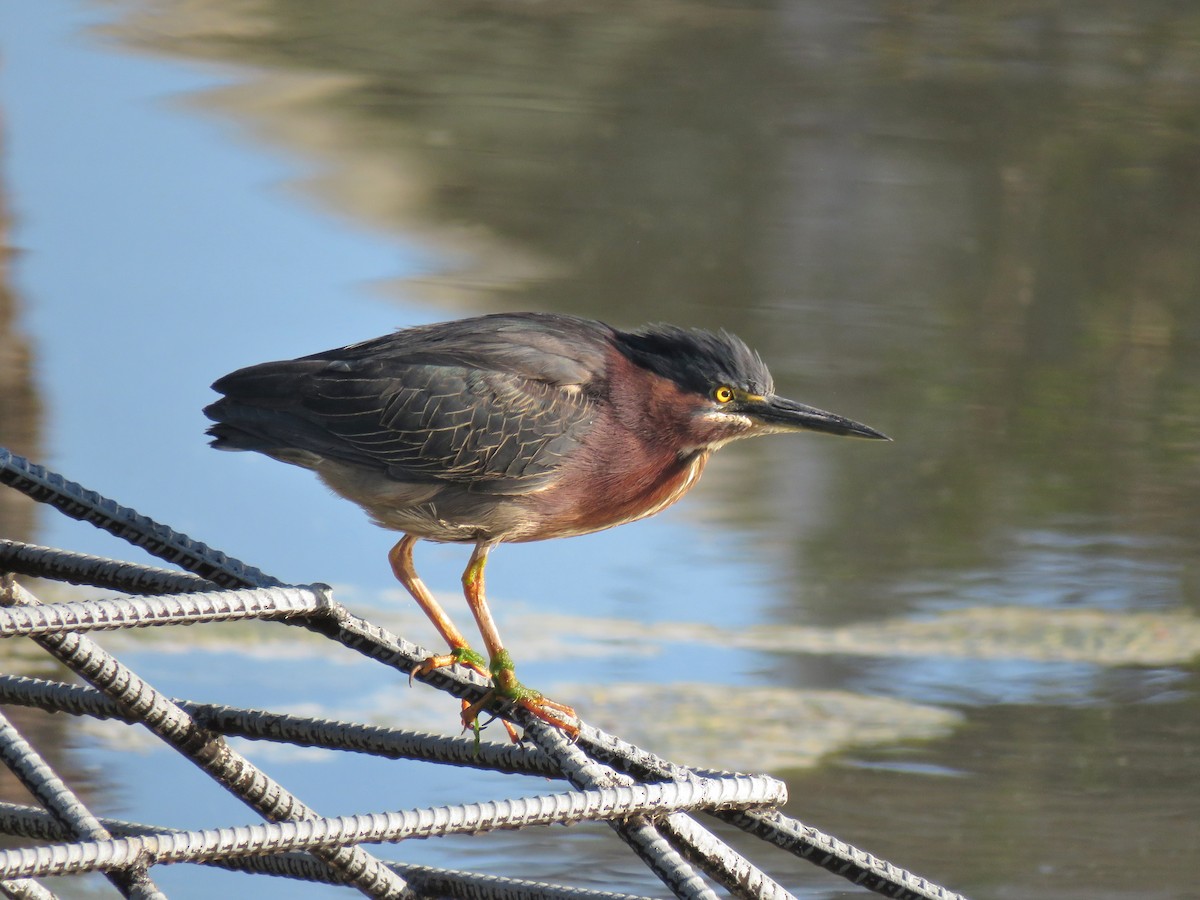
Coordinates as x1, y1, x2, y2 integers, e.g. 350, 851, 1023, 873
210, 314, 608, 494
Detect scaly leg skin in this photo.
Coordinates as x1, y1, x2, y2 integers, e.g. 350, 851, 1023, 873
390, 536, 520, 742
388, 535, 489, 681
460, 542, 580, 738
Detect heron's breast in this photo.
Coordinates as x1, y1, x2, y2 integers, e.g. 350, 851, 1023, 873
518, 448, 709, 542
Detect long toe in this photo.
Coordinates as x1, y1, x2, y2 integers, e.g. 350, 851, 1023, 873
461, 687, 579, 739
409, 647, 490, 685
516, 695, 580, 738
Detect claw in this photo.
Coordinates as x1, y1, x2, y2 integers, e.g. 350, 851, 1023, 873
460, 698, 521, 743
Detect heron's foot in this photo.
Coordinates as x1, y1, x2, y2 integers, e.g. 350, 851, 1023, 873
460, 650, 580, 738
409, 645, 489, 685
459, 699, 521, 744
460, 688, 579, 739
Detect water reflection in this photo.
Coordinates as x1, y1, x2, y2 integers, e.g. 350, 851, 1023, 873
0, 163, 41, 544
7, 1, 1200, 896
0, 122, 87, 820
111, 1, 1200, 597
791, 692, 1200, 899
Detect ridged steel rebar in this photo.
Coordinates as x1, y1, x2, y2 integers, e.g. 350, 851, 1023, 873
392, 861, 655, 900
524, 724, 716, 900
0, 674, 554, 777
0, 448, 279, 589
274, 583, 967, 900
0, 801, 658, 900
0, 577, 413, 900
524, 724, 794, 900
0, 608, 965, 900
0, 878, 58, 900
570, 729, 969, 900
657, 812, 794, 900
721, 809, 967, 900
0, 775, 784, 881
0, 670, 967, 899
0, 446, 970, 900
0, 541, 217, 596
303, 597, 723, 898
0, 711, 163, 899
0, 584, 327, 637
309, 597, 791, 899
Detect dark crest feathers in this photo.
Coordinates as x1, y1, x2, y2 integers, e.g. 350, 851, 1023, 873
613, 324, 774, 397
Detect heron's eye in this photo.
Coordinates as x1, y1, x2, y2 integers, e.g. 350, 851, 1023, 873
713, 386, 734, 404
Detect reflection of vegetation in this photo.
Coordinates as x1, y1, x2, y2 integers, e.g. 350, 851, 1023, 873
112, 1, 1200, 618
784, 686, 1200, 897
117, 0, 786, 323
574, 682, 960, 772
538, 603, 1200, 665
0, 146, 42, 543
806, 6, 1200, 619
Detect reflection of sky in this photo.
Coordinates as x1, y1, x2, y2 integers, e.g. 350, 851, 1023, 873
851, 655, 1190, 708
895, 526, 1184, 615
868, 524, 1188, 705
3, 1, 417, 536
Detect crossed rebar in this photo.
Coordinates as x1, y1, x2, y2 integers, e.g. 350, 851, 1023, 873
0, 446, 968, 900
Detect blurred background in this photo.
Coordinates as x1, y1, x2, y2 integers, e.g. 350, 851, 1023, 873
1, 1, 1198, 897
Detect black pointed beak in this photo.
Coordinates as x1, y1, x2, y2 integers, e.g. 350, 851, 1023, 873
747, 395, 891, 440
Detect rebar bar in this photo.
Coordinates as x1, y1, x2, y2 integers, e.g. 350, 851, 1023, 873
0, 675, 553, 777
0, 775, 784, 881
0, 801, 657, 900
0, 541, 216, 596
0, 446, 970, 900
0, 577, 414, 900
0, 448, 279, 589
0, 584, 326, 637
0, 712, 162, 898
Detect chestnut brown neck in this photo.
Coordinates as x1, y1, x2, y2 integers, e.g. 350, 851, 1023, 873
519, 347, 712, 541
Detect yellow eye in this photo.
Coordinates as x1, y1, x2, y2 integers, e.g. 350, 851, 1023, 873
713, 385, 734, 404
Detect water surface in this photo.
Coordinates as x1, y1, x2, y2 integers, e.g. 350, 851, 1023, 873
1, 2, 1198, 897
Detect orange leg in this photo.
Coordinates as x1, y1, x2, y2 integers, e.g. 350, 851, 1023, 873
458, 541, 579, 737
389, 536, 520, 742
388, 536, 488, 681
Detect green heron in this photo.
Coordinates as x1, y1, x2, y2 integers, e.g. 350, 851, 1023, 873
205, 312, 888, 735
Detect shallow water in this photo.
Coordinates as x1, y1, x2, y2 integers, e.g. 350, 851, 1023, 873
1, 2, 1198, 897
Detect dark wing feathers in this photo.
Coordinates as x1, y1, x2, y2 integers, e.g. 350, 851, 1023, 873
206, 314, 607, 493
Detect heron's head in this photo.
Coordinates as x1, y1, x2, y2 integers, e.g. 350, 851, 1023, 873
614, 324, 889, 453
